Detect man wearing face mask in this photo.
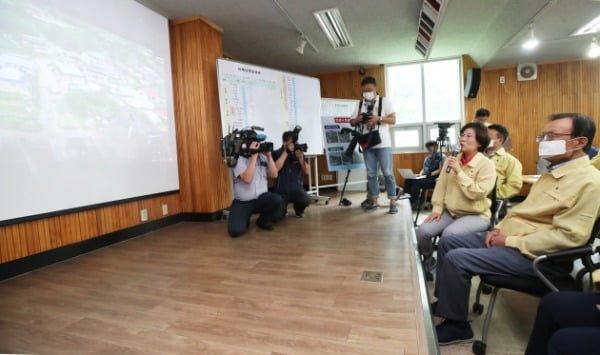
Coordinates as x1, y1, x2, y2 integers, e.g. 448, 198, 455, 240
405, 141, 444, 209
431, 113, 600, 346
486, 124, 523, 201
350, 76, 398, 214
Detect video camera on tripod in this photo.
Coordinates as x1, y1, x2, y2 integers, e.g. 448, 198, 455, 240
220, 126, 274, 168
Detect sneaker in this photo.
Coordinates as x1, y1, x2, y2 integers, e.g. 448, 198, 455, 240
256, 218, 273, 231
295, 213, 304, 218
389, 204, 398, 214
423, 256, 437, 272
362, 199, 380, 210
436, 319, 474, 345
360, 199, 371, 208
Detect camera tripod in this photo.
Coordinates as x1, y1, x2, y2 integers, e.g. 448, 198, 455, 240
436, 135, 452, 170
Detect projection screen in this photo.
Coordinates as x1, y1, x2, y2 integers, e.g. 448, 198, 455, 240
0, 0, 179, 224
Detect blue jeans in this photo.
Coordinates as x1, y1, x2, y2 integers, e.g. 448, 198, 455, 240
363, 147, 397, 200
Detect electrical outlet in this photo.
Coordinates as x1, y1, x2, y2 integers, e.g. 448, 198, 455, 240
140, 209, 148, 222
162, 204, 168, 216
499, 76, 505, 84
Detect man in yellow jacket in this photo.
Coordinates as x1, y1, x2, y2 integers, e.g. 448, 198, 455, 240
432, 113, 600, 346
486, 124, 523, 200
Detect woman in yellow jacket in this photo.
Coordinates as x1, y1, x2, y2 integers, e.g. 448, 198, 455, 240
417, 122, 497, 270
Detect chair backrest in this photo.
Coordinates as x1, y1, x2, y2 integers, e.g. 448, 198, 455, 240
588, 216, 600, 244
488, 178, 501, 229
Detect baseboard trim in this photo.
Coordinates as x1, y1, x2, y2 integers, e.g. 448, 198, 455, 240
0, 211, 222, 281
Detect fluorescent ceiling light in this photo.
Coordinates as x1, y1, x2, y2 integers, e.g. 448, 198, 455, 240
589, 37, 600, 58
522, 25, 539, 50
572, 15, 600, 36
313, 8, 353, 49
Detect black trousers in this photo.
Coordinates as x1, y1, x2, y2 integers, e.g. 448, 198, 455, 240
227, 192, 283, 237
526, 292, 600, 355
277, 189, 311, 218
404, 176, 437, 205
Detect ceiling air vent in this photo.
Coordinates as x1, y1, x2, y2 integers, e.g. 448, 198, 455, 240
415, 0, 447, 57
517, 63, 538, 81
313, 8, 353, 49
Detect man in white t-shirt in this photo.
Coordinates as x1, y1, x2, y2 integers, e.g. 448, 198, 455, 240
350, 76, 398, 214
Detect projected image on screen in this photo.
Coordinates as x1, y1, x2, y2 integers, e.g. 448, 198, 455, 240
0, 0, 179, 223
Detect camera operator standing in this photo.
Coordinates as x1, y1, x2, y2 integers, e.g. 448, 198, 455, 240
350, 76, 398, 214
228, 141, 283, 237
272, 131, 312, 218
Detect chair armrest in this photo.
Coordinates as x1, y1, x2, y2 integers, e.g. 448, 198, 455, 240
532, 245, 598, 292
544, 245, 598, 261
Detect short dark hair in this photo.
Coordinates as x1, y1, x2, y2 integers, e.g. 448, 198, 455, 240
425, 141, 437, 149
488, 124, 509, 143
475, 108, 490, 118
361, 76, 376, 86
282, 131, 294, 142
460, 122, 490, 152
549, 113, 596, 153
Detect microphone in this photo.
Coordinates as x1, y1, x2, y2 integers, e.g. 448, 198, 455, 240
446, 145, 461, 173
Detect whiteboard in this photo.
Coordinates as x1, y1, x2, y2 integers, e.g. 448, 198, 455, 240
217, 58, 323, 155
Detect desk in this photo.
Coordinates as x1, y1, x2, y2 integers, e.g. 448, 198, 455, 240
523, 174, 540, 185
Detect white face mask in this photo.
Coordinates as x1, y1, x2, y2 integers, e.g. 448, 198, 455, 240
363, 91, 375, 101
538, 140, 567, 158
488, 139, 495, 148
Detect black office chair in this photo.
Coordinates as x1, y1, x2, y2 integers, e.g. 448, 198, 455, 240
471, 216, 600, 355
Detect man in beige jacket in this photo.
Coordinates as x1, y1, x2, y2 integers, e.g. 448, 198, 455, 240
432, 113, 600, 345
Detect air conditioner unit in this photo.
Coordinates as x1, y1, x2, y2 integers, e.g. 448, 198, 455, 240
517, 63, 538, 81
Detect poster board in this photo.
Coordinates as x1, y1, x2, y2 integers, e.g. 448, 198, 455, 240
320, 98, 365, 171
217, 58, 323, 155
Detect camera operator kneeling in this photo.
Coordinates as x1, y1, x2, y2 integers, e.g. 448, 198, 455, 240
273, 131, 312, 219
228, 141, 283, 237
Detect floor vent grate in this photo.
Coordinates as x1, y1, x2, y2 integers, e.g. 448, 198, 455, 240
360, 271, 383, 283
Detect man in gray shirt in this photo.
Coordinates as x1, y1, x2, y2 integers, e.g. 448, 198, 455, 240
228, 141, 283, 237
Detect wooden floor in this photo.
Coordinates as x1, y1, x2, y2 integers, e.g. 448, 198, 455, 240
0, 194, 430, 355
0, 193, 539, 355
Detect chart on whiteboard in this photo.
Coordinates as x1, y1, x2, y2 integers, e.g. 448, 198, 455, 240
217, 59, 323, 155
220, 74, 298, 129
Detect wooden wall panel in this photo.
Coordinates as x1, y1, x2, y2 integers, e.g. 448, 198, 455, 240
0, 193, 182, 263
466, 59, 600, 175
170, 17, 231, 213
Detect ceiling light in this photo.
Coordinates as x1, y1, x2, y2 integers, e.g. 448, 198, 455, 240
313, 8, 353, 49
572, 15, 600, 36
522, 24, 539, 50
589, 37, 600, 58
296, 38, 307, 55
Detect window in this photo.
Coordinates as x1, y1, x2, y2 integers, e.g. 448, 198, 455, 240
386, 58, 463, 152
393, 127, 422, 149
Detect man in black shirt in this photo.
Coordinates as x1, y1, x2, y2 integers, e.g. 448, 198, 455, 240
405, 141, 444, 209
272, 131, 312, 218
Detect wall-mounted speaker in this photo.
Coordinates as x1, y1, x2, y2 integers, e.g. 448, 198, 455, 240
464, 68, 481, 98
517, 63, 538, 81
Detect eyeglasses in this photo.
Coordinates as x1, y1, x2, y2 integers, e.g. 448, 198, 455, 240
460, 133, 475, 139
535, 132, 573, 143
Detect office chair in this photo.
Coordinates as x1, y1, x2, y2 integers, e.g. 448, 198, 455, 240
471, 216, 600, 355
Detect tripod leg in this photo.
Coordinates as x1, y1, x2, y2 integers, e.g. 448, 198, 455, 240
338, 169, 351, 206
